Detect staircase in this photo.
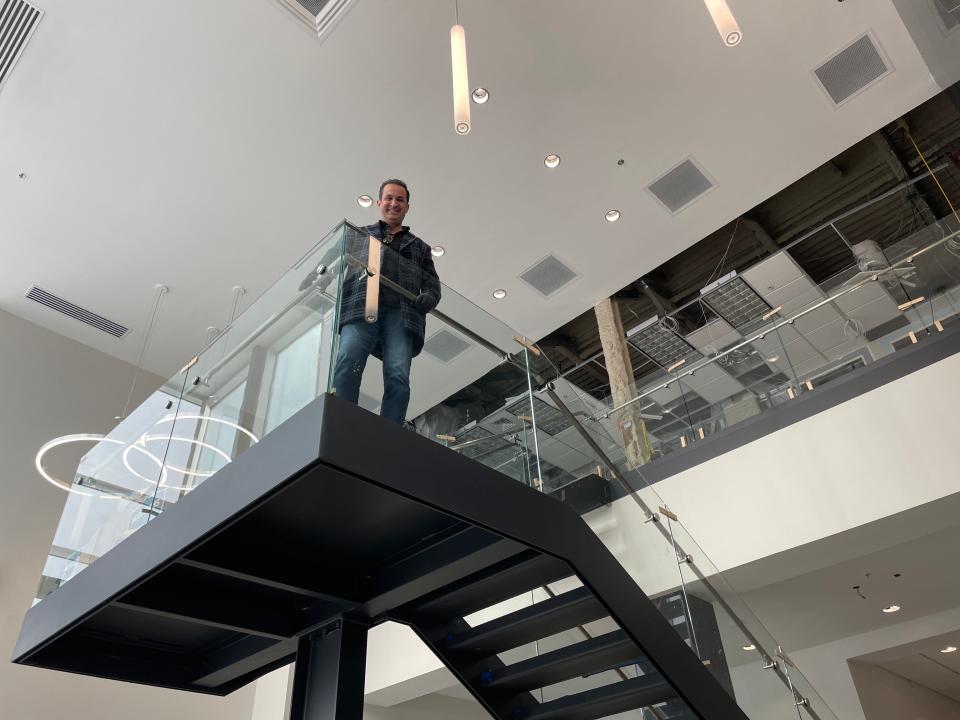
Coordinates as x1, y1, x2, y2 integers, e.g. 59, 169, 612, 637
14, 394, 748, 720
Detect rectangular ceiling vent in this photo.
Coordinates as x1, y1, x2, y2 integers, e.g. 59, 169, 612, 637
275, 0, 359, 38
519, 254, 579, 298
24, 286, 129, 338
647, 158, 715, 214
814, 33, 891, 106
0, 0, 43, 94
423, 329, 471, 363
933, 0, 960, 32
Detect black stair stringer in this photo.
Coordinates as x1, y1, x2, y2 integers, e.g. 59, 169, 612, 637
388, 615, 540, 720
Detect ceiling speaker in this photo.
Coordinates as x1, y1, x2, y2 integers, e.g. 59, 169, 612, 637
647, 158, 715, 214
519, 255, 579, 297
814, 33, 891, 106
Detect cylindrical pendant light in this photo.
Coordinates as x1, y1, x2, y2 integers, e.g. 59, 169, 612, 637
704, 0, 742, 47
450, 24, 470, 134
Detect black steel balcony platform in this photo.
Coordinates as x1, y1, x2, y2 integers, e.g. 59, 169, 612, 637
13, 394, 746, 720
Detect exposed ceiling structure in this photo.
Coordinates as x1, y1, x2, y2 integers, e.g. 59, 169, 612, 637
2, 0, 960, 380
546, 87, 960, 408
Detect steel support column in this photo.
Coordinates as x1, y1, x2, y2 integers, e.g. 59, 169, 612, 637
289, 617, 369, 720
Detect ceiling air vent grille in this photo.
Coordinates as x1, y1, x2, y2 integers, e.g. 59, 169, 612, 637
647, 158, 715, 214
933, 0, 960, 31
423, 329, 471, 363
25, 286, 129, 338
519, 254, 579, 297
814, 33, 891, 106
0, 0, 43, 93
275, 0, 359, 38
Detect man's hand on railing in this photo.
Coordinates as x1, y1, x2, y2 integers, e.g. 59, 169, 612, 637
413, 292, 437, 312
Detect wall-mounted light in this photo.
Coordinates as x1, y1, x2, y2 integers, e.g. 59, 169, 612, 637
704, 0, 742, 47
451, 24, 471, 134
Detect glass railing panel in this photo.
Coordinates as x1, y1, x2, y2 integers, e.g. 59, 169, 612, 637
331, 225, 539, 483
35, 370, 189, 601
144, 223, 349, 509
668, 519, 838, 720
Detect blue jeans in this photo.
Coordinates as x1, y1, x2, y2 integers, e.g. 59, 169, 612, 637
332, 307, 413, 424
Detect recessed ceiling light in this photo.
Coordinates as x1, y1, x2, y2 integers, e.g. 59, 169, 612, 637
605, 210, 621, 223
766, 355, 780, 363
742, 644, 756, 651
357, 195, 373, 207
431, 246, 445, 257
882, 605, 901, 613
471, 87, 489, 104
544, 154, 561, 169
941, 646, 958, 654
492, 289, 507, 299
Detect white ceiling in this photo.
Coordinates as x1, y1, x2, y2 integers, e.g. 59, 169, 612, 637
2, 0, 959, 377
853, 629, 960, 703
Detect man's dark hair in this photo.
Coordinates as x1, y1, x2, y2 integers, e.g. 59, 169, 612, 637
379, 178, 410, 202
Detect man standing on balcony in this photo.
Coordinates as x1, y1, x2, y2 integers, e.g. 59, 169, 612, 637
330, 179, 441, 424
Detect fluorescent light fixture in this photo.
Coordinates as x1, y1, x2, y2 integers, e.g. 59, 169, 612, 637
698, 427, 705, 440
471, 87, 489, 104
605, 210, 621, 223
762, 306, 782, 321
704, 0, 742, 46
909, 331, 918, 344
544, 154, 561, 169
787, 387, 795, 399
898, 296, 926, 311
357, 194, 372, 207
935, 320, 944, 332
882, 605, 901, 613
431, 246, 446, 257
941, 646, 958, 654
680, 435, 687, 448
666, 358, 687, 373
492, 289, 507, 299
805, 380, 813, 391
451, 25, 471, 135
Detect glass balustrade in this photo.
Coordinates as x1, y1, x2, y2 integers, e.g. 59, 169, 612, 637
33, 206, 911, 717
584, 209, 960, 461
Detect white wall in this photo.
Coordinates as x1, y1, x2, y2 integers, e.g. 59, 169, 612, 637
0, 310, 255, 720
654, 351, 960, 573
849, 660, 960, 720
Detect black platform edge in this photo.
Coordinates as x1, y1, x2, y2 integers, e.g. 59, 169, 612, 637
14, 394, 750, 720
617, 321, 960, 491
12, 398, 329, 667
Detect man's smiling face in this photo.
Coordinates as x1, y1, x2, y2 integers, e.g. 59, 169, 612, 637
378, 183, 409, 227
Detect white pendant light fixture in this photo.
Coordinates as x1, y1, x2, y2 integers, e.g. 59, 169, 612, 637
450, 2, 471, 135
704, 0, 742, 47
